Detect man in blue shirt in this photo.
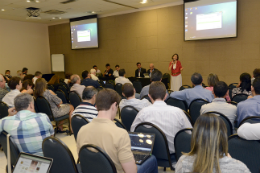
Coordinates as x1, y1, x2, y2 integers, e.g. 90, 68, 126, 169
81, 70, 100, 88
237, 78, 260, 125
170, 73, 214, 106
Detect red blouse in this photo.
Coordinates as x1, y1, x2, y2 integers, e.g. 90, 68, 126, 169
169, 60, 182, 76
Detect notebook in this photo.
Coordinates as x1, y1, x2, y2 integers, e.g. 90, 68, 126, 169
13, 152, 53, 173
128, 132, 155, 165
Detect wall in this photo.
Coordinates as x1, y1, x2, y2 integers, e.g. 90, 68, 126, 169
0, 19, 51, 76
48, 0, 260, 85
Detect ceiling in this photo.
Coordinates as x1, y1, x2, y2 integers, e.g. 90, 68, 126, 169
0, 0, 182, 24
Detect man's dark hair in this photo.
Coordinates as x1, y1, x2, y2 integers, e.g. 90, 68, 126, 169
253, 78, 260, 95
253, 68, 260, 78
119, 69, 125, 76
82, 70, 89, 79
82, 86, 98, 100
122, 83, 134, 98
93, 65, 97, 68
22, 67, 28, 72
115, 65, 119, 68
214, 81, 228, 97
5, 70, 10, 74
8, 77, 21, 90
151, 70, 162, 82
149, 81, 166, 100
106, 63, 110, 67
191, 73, 203, 85
136, 62, 141, 66
96, 89, 121, 111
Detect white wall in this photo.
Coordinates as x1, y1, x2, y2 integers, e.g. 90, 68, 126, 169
0, 19, 51, 76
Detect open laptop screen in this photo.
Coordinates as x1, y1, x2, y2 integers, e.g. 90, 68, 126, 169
13, 152, 52, 173
129, 132, 155, 154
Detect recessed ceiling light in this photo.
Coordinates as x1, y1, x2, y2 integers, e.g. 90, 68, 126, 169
140, 0, 147, 4
36, 0, 40, 3
1, 9, 5, 11
92, 11, 95, 13
27, 0, 30, 2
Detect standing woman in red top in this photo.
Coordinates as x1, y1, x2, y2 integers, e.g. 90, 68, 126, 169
168, 54, 183, 91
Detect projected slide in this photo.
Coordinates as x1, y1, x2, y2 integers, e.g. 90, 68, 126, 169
77, 30, 91, 42
185, 0, 237, 41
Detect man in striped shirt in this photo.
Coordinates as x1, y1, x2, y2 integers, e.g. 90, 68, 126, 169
72, 86, 98, 121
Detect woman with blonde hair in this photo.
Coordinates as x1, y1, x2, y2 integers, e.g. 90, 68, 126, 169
34, 78, 74, 132
175, 114, 250, 173
205, 73, 231, 101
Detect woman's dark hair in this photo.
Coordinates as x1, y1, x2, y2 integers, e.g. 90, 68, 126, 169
21, 79, 34, 91
239, 73, 251, 92
172, 54, 179, 60
8, 77, 21, 90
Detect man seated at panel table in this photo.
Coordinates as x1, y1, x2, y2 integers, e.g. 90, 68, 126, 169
90, 69, 99, 81
0, 93, 54, 156
170, 72, 214, 106
119, 83, 151, 111
77, 89, 158, 173
131, 82, 192, 162
135, 62, 146, 78
70, 74, 85, 99
200, 81, 237, 130
147, 63, 157, 77
103, 63, 113, 78
72, 86, 98, 122
81, 70, 100, 89
236, 77, 260, 125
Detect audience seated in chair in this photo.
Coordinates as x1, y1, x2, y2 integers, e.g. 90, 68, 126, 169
76, 88, 138, 173
20, 79, 33, 95
0, 93, 54, 156
34, 78, 74, 132
4, 70, 12, 81
0, 74, 8, 101
236, 78, 260, 125
201, 81, 237, 130
232, 73, 252, 98
90, 68, 99, 81
119, 83, 151, 111
238, 121, 260, 140
72, 86, 98, 121
32, 71, 42, 85
115, 69, 132, 85
131, 81, 192, 155
170, 72, 214, 106
2, 77, 22, 107
81, 70, 100, 88
70, 74, 85, 99
22, 67, 28, 76
175, 113, 250, 173
48, 74, 61, 91
251, 68, 260, 85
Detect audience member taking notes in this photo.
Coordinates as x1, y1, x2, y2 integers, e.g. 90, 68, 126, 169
170, 72, 214, 106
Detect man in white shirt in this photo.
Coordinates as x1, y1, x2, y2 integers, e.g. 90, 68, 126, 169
119, 83, 151, 111
90, 69, 99, 81
131, 81, 192, 154
238, 123, 260, 140
200, 81, 237, 130
115, 69, 132, 85
2, 77, 22, 107
113, 65, 120, 78
32, 71, 42, 85
72, 86, 98, 121
93, 65, 101, 76
70, 74, 85, 99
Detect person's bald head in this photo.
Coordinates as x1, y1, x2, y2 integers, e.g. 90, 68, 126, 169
149, 63, 154, 70
70, 74, 81, 84
0, 74, 6, 89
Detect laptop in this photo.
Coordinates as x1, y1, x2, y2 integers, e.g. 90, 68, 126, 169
143, 73, 150, 78
129, 132, 155, 165
13, 152, 53, 173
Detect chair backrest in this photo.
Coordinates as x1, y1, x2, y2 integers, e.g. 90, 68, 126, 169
121, 106, 139, 131
163, 73, 171, 83
115, 83, 123, 97
0, 131, 20, 166
42, 137, 79, 173
165, 97, 188, 112
71, 114, 89, 140
69, 91, 82, 109
183, 110, 193, 126
133, 81, 142, 93
174, 129, 193, 161
207, 111, 233, 136
79, 144, 117, 173
179, 85, 191, 91
104, 83, 114, 90
35, 96, 54, 121
231, 93, 248, 103
227, 101, 237, 106
239, 116, 260, 127
114, 118, 126, 130
228, 83, 238, 89
228, 135, 260, 173
56, 90, 68, 104
0, 101, 9, 119
189, 99, 209, 124
141, 95, 151, 103
134, 122, 173, 169
47, 85, 55, 92
58, 85, 69, 99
